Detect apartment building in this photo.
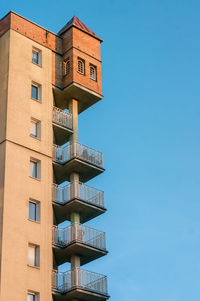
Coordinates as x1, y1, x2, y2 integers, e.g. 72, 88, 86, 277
0, 11, 109, 301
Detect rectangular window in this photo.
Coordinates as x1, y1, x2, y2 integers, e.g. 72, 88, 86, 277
77, 58, 85, 75
30, 159, 41, 179
29, 200, 40, 222
63, 58, 70, 76
32, 51, 39, 64
30, 118, 41, 139
30, 120, 37, 137
90, 64, 97, 81
30, 161, 37, 178
31, 82, 41, 102
32, 47, 42, 66
27, 292, 39, 301
28, 244, 40, 267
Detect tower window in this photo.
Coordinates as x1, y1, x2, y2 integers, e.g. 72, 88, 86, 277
28, 244, 40, 267
90, 64, 97, 81
30, 159, 41, 180
63, 59, 70, 76
30, 118, 41, 139
32, 50, 39, 65
32, 47, 42, 66
77, 58, 85, 75
29, 200, 40, 222
31, 82, 41, 102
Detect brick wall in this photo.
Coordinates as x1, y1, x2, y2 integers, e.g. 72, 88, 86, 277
0, 11, 103, 97
0, 12, 63, 53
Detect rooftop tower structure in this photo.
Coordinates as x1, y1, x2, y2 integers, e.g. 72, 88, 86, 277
0, 11, 109, 301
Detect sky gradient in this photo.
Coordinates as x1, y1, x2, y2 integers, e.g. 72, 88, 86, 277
1, 1, 200, 300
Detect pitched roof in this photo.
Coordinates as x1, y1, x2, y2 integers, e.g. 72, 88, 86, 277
58, 16, 102, 42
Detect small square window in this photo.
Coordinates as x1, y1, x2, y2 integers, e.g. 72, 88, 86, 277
27, 292, 39, 301
31, 82, 41, 102
29, 200, 40, 222
30, 118, 41, 139
28, 244, 40, 267
30, 159, 41, 179
32, 47, 42, 66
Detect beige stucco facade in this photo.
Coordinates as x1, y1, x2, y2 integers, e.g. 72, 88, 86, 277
0, 28, 53, 301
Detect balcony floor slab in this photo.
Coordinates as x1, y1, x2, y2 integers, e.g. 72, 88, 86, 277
53, 82, 103, 114
53, 158, 105, 184
53, 241, 108, 266
53, 198, 106, 224
53, 287, 109, 301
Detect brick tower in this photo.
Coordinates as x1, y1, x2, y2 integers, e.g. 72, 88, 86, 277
0, 11, 109, 301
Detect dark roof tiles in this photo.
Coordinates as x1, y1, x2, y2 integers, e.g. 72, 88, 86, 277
58, 16, 102, 41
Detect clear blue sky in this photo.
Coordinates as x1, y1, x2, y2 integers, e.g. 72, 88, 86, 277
1, 1, 200, 300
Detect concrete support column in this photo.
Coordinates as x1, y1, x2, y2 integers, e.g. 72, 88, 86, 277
70, 172, 80, 203
71, 255, 80, 287
70, 211, 80, 224
69, 100, 80, 287
70, 173, 80, 242
71, 255, 80, 270
69, 99, 78, 144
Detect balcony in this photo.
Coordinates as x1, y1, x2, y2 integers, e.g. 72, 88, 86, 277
52, 268, 109, 301
53, 143, 105, 184
53, 223, 107, 266
52, 181, 106, 224
53, 83, 103, 114
52, 106, 73, 145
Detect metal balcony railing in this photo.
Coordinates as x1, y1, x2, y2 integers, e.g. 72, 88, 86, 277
52, 268, 108, 296
52, 181, 105, 208
53, 223, 106, 251
52, 106, 73, 130
52, 143, 103, 168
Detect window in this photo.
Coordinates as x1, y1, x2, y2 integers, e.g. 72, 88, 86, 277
31, 82, 41, 102
32, 50, 39, 64
63, 59, 70, 76
30, 118, 41, 139
28, 244, 40, 267
29, 200, 40, 222
32, 47, 42, 66
77, 58, 85, 75
30, 159, 41, 179
90, 64, 97, 81
27, 292, 39, 301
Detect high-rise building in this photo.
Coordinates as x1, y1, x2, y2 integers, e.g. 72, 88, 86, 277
0, 11, 109, 301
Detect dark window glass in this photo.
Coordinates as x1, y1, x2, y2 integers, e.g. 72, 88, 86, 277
31, 85, 38, 100
29, 202, 36, 220
32, 51, 39, 64
30, 161, 37, 178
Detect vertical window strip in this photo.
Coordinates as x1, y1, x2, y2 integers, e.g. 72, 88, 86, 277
78, 58, 84, 74
63, 59, 70, 75
90, 65, 97, 80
